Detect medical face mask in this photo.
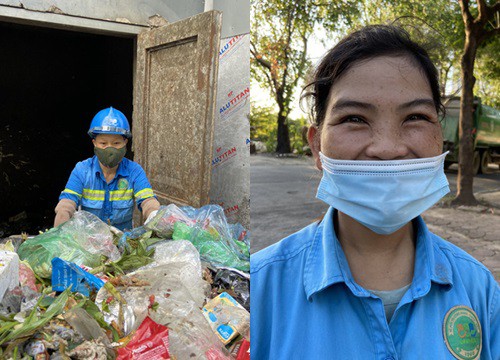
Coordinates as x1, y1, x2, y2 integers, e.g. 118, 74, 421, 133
316, 152, 450, 235
94, 146, 126, 168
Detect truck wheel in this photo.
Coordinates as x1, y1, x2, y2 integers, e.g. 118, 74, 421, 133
473, 151, 480, 175
480, 151, 491, 174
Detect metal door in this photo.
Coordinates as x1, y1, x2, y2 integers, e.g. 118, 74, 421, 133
133, 10, 222, 207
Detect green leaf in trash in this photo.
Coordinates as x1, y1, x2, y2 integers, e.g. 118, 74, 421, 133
90, 235, 155, 276
0, 288, 71, 346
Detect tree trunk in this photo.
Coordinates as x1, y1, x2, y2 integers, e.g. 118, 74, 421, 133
453, 33, 478, 206
276, 111, 291, 154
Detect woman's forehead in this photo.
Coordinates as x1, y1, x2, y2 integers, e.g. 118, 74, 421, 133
328, 55, 433, 106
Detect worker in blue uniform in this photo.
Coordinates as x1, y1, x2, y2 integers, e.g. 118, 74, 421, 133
54, 107, 160, 231
251, 25, 499, 359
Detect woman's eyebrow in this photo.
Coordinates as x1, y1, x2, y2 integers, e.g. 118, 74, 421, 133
330, 99, 377, 111
398, 98, 435, 110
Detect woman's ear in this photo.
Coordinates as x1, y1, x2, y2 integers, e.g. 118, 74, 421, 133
308, 125, 322, 170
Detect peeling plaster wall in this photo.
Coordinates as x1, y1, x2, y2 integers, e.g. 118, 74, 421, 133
209, 34, 250, 228
0, 0, 249, 37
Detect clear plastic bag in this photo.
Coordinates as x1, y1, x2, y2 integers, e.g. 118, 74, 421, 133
165, 205, 249, 272
144, 205, 250, 272
96, 241, 230, 359
145, 204, 194, 238
17, 211, 120, 278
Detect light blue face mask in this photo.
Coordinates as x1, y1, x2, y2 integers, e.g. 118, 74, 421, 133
316, 152, 450, 235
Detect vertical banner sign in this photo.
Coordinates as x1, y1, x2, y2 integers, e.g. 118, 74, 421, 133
209, 34, 250, 228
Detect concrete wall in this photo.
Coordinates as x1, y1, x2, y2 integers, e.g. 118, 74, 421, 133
0, 0, 249, 37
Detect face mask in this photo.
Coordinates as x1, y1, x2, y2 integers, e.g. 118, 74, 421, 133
94, 146, 126, 168
316, 152, 450, 235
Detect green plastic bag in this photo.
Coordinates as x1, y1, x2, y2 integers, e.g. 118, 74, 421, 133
18, 211, 120, 278
172, 222, 249, 272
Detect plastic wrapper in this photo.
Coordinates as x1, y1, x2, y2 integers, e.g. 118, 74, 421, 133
202, 292, 250, 345
236, 339, 250, 360
19, 261, 38, 292
117, 316, 171, 359
96, 241, 230, 359
17, 211, 120, 278
51, 258, 105, 296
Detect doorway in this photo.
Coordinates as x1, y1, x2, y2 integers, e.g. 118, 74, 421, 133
0, 21, 134, 236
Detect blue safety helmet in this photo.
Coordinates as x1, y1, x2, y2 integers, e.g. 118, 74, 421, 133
88, 107, 131, 138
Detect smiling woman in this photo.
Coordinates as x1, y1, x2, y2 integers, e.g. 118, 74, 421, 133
250, 25, 499, 360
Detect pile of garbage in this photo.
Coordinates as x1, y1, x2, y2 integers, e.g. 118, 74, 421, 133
0, 204, 250, 359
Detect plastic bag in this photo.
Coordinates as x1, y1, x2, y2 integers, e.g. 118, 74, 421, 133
173, 221, 249, 272
146, 204, 250, 271
17, 211, 120, 278
145, 204, 194, 238
96, 241, 230, 359
180, 205, 249, 260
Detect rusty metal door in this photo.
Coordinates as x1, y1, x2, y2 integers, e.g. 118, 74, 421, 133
133, 11, 222, 207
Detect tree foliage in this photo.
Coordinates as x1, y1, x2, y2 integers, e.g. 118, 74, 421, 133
345, 0, 465, 98
474, 35, 500, 107
251, 0, 359, 153
250, 104, 309, 154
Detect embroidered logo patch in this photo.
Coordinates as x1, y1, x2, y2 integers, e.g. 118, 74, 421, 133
117, 178, 128, 190
443, 305, 482, 360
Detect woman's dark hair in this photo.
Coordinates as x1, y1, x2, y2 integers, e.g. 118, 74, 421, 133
302, 25, 444, 127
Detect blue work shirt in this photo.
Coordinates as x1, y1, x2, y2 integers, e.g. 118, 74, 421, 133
59, 156, 156, 231
251, 207, 499, 359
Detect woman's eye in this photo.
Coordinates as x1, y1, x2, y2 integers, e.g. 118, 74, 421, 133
341, 116, 366, 124
406, 114, 429, 122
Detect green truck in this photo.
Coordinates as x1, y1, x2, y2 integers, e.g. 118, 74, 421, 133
442, 97, 500, 175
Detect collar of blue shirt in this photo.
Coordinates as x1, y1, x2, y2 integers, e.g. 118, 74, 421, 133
303, 207, 453, 302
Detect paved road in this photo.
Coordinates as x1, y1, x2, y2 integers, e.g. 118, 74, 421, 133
250, 154, 500, 280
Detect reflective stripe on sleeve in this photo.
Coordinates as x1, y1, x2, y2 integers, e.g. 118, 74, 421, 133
62, 188, 82, 197
134, 188, 155, 200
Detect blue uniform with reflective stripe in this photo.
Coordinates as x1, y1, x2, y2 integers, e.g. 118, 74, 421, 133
59, 156, 156, 231
250, 207, 500, 360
